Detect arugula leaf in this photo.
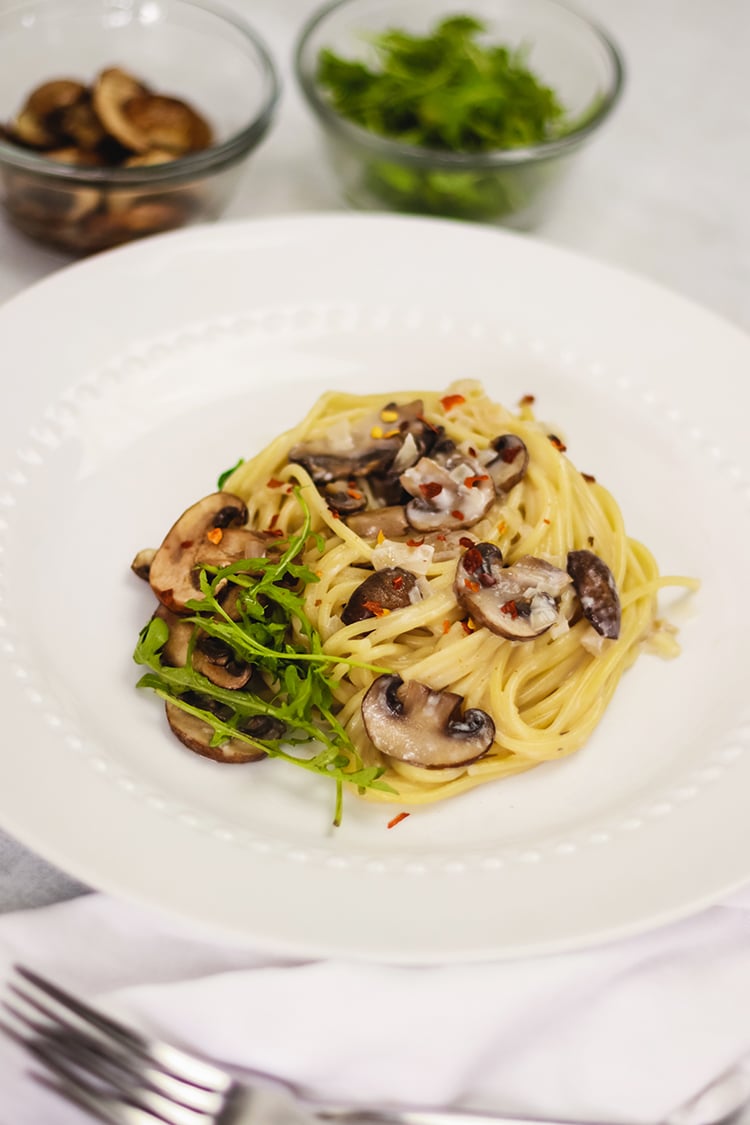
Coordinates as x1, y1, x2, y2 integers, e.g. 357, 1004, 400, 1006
316, 15, 570, 221
317, 16, 566, 154
216, 458, 244, 490
133, 488, 395, 824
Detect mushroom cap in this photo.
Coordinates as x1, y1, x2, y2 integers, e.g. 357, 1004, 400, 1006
341, 567, 419, 625
567, 549, 621, 639
361, 674, 495, 769
26, 79, 88, 120
91, 67, 151, 152
165, 701, 266, 763
486, 434, 529, 493
345, 505, 410, 541
455, 543, 571, 641
148, 491, 266, 613
121, 94, 212, 154
401, 454, 496, 532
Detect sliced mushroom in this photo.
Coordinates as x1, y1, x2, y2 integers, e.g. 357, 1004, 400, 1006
191, 635, 252, 690
361, 674, 495, 769
131, 547, 156, 580
26, 79, 88, 121
455, 543, 571, 640
289, 442, 400, 485
123, 148, 178, 168
120, 94, 212, 154
485, 434, 529, 493
567, 549, 621, 639
11, 108, 59, 148
165, 698, 267, 763
91, 67, 151, 152
401, 452, 496, 532
45, 146, 104, 166
148, 492, 267, 613
152, 605, 193, 667
341, 567, 419, 625
59, 97, 106, 150
321, 479, 368, 514
345, 504, 410, 540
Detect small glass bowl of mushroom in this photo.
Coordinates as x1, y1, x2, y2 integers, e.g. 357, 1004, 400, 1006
0, 0, 280, 255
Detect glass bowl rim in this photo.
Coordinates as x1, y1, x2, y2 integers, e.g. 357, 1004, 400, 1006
294, 0, 625, 169
0, 0, 281, 185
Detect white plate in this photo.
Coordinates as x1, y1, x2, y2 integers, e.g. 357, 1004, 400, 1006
1, 214, 749, 963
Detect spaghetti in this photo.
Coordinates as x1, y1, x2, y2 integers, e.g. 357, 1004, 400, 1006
201, 378, 697, 805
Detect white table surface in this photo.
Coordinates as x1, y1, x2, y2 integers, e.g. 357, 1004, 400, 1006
0, 0, 748, 913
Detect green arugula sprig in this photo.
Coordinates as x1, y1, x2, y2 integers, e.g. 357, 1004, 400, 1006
317, 16, 567, 153
133, 488, 394, 825
316, 15, 571, 221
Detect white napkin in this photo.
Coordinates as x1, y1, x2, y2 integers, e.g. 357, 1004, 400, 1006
2, 889, 750, 1125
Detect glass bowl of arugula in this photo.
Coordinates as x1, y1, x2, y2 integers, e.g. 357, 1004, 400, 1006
294, 0, 624, 227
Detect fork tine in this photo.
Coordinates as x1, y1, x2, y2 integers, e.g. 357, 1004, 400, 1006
30, 1070, 147, 1125
10, 964, 234, 1094
3, 967, 241, 1125
4, 988, 226, 1116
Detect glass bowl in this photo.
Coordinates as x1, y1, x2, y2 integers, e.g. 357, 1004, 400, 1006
295, 0, 624, 229
0, 0, 280, 254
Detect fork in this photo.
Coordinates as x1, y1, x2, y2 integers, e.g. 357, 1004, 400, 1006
3, 964, 750, 1125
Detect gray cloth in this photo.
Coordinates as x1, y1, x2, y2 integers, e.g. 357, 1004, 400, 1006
0, 831, 88, 914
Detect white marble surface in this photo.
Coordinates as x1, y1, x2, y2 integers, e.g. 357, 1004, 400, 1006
0, 0, 748, 910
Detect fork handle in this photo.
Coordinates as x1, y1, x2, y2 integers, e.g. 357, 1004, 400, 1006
316, 1109, 590, 1125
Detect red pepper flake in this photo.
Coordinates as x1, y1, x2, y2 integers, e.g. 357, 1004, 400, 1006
543, 518, 551, 525
265, 528, 285, 538
285, 485, 294, 494
266, 477, 284, 489
462, 546, 483, 574
519, 393, 535, 406
436, 533, 447, 541
328, 508, 341, 520
500, 600, 519, 618
419, 481, 443, 499
392, 575, 404, 589
440, 393, 466, 412
451, 510, 465, 521
460, 618, 475, 635
268, 513, 280, 530
442, 619, 452, 634
582, 472, 596, 483
548, 434, 567, 452
347, 488, 363, 500
464, 474, 489, 488
463, 579, 480, 593
496, 520, 507, 535
406, 537, 425, 547
362, 600, 390, 618
387, 811, 410, 830
459, 536, 475, 549
206, 527, 223, 545
314, 598, 322, 606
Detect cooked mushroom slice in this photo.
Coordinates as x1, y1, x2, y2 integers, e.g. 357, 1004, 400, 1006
59, 98, 106, 151
45, 146, 104, 166
92, 67, 151, 152
165, 698, 266, 763
321, 480, 368, 514
131, 547, 156, 580
455, 543, 571, 641
289, 443, 400, 484
567, 550, 621, 639
148, 491, 266, 613
361, 674, 495, 769
152, 605, 193, 667
401, 454, 496, 532
123, 148, 178, 168
345, 504, 410, 540
485, 434, 529, 493
192, 635, 252, 690
26, 79, 88, 121
11, 108, 60, 148
121, 94, 213, 154
341, 567, 419, 625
